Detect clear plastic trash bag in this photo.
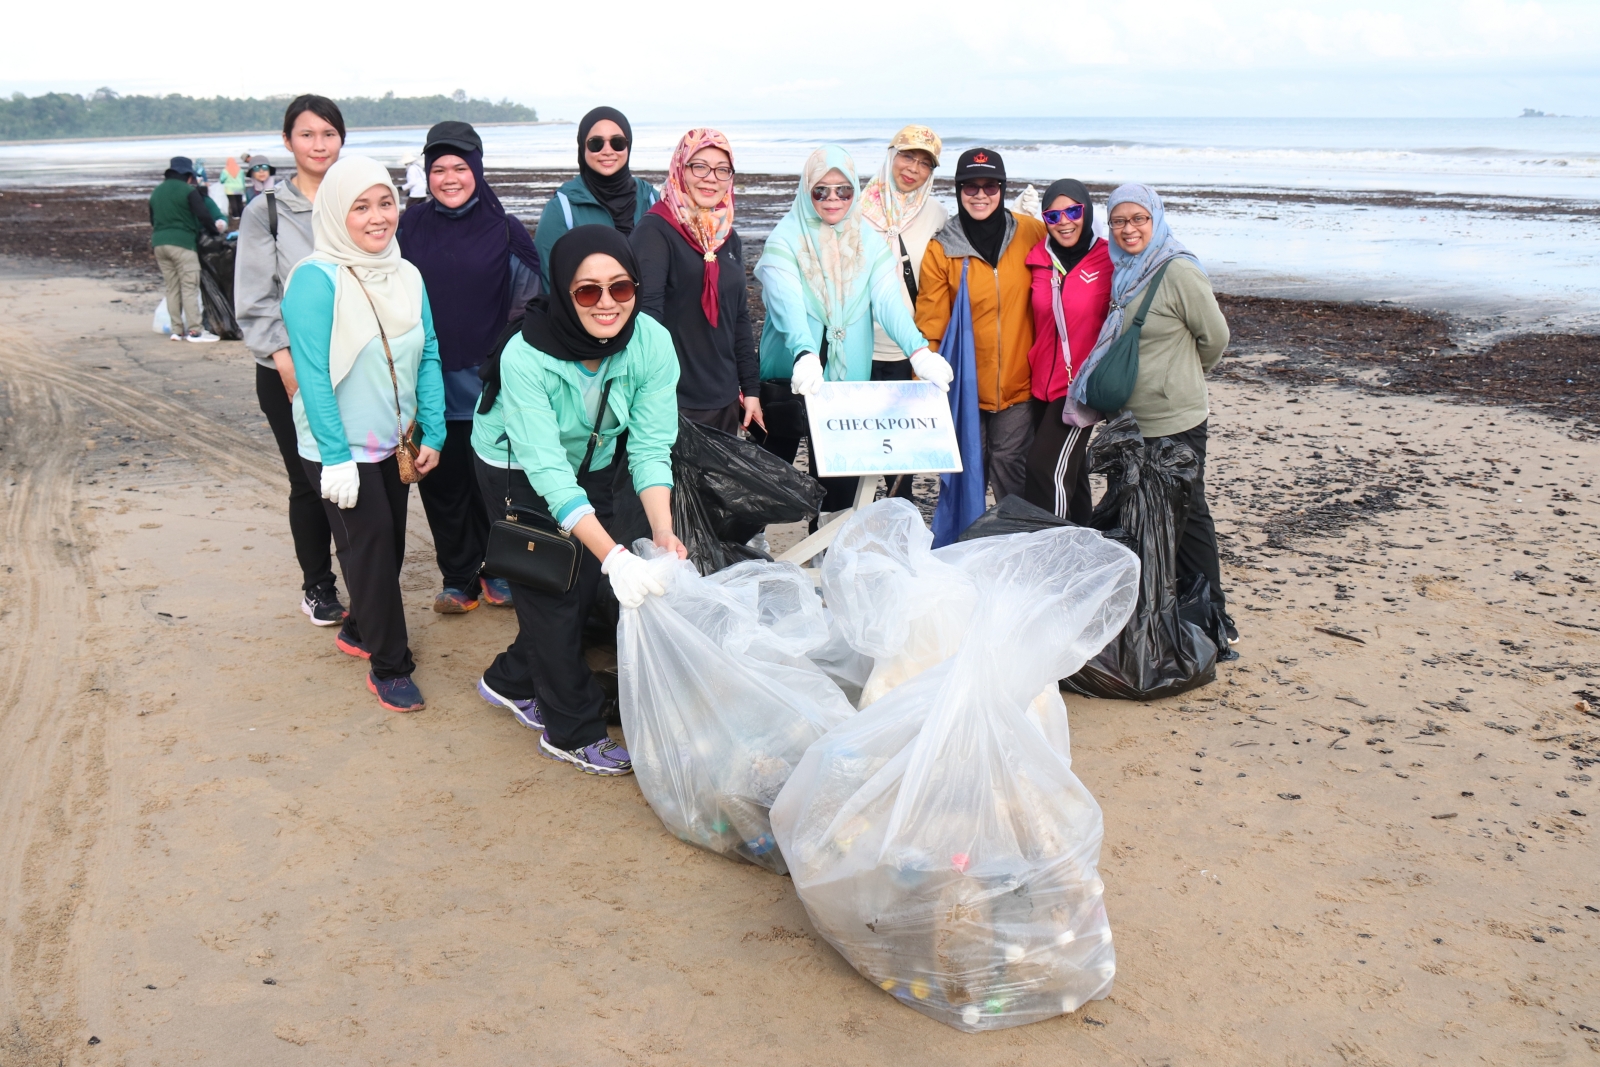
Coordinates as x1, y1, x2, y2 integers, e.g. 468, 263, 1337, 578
770, 519, 1139, 1033
618, 547, 855, 874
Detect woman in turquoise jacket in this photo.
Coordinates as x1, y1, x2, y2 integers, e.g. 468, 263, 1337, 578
472, 225, 684, 777
282, 156, 446, 713
532, 106, 659, 289
753, 143, 950, 510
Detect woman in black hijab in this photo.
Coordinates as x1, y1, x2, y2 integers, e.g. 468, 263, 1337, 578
470, 225, 684, 778
532, 107, 660, 287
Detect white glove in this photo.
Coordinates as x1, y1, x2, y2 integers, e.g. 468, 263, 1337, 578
215, 218, 229, 234
320, 460, 360, 510
603, 546, 666, 609
1012, 183, 1042, 220
790, 352, 824, 397
909, 347, 953, 392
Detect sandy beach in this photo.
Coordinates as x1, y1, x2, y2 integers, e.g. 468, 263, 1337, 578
1, 194, 1598, 1064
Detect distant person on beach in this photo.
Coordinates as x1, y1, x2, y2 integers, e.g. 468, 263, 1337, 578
1089, 183, 1235, 649
281, 155, 444, 713
399, 152, 428, 206
245, 156, 275, 201
148, 154, 227, 343
753, 144, 949, 513
1020, 178, 1112, 522
471, 226, 684, 775
398, 120, 542, 614
533, 106, 659, 288
916, 147, 1047, 504
235, 93, 351, 627
858, 124, 947, 500
220, 156, 246, 218
631, 128, 759, 435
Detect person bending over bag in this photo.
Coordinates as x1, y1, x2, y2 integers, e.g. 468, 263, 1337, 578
471, 226, 685, 777
281, 156, 445, 713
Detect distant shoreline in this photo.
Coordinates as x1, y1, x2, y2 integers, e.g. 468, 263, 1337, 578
0, 120, 572, 148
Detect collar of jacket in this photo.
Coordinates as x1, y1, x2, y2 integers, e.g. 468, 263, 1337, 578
273, 176, 313, 212
556, 174, 656, 212
933, 209, 1018, 265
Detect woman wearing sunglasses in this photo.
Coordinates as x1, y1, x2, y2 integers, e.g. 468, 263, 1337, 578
471, 225, 684, 776
533, 106, 659, 289
1020, 178, 1112, 522
280, 156, 445, 713
398, 121, 544, 614
1078, 183, 1234, 649
915, 147, 1047, 504
754, 144, 950, 511
631, 128, 759, 435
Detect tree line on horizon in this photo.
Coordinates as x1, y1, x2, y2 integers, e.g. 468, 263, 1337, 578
0, 89, 538, 141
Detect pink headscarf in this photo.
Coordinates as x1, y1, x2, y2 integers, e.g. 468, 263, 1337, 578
647, 128, 735, 327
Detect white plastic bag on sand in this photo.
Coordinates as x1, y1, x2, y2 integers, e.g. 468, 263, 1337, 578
152, 298, 171, 334
770, 521, 1139, 1033
808, 611, 874, 707
822, 499, 978, 707
618, 548, 855, 874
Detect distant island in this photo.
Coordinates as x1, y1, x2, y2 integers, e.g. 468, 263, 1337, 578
0, 89, 538, 142
1520, 108, 1562, 118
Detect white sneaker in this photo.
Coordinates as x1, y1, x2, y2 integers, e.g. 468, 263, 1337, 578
187, 330, 221, 343
168, 331, 186, 342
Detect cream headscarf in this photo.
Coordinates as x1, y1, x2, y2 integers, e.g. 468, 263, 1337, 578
290, 155, 422, 387
858, 124, 942, 239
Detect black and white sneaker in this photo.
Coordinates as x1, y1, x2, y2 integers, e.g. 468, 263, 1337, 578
301, 583, 348, 627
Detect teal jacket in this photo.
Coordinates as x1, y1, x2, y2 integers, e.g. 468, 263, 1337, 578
282, 260, 446, 466
532, 175, 659, 289
472, 312, 680, 528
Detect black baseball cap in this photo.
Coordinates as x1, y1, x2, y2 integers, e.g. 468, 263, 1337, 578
423, 121, 482, 156
953, 147, 1005, 184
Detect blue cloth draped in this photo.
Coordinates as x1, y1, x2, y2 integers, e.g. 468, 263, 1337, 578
930, 262, 984, 548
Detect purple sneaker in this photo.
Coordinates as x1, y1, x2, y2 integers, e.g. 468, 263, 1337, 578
538, 735, 632, 776
477, 676, 543, 731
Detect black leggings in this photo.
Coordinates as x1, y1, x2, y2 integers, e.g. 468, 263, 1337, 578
303, 455, 415, 679
257, 362, 336, 592
416, 419, 490, 591
475, 456, 614, 752
1023, 397, 1094, 523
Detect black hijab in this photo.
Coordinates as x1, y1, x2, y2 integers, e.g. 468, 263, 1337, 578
478, 226, 641, 413
1041, 178, 1096, 273
577, 106, 639, 234
958, 181, 1009, 266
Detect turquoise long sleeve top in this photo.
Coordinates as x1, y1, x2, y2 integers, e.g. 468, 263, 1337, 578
472, 313, 679, 529
281, 259, 446, 466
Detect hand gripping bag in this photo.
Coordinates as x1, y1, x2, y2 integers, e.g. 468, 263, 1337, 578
770, 525, 1139, 1032
618, 548, 855, 874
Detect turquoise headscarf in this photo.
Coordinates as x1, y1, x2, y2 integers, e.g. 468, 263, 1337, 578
760, 145, 890, 381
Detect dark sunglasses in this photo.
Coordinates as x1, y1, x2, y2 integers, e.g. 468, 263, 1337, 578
571, 279, 636, 307
1042, 205, 1086, 225
585, 135, 629, 153
960, 180, 1002, 197
811, 183, 854, 202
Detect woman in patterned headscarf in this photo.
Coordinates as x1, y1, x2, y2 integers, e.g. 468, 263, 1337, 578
631, 128, 759, 434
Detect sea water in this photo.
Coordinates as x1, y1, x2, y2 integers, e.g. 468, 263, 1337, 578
2, 117, 1596, 329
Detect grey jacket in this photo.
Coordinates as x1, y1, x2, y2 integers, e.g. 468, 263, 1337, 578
234, 177, 313, 369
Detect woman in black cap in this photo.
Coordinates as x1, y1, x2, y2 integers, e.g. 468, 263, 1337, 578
398, 121, 543, 613
915, 147, 1047, 504
532, 107, 659, 289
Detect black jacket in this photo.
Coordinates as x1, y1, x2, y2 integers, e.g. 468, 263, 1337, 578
630, 212, 757, 410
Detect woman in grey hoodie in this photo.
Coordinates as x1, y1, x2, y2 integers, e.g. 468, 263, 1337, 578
234, 94, 349, 625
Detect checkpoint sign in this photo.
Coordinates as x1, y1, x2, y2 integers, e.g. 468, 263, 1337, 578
805, 380, 962, 477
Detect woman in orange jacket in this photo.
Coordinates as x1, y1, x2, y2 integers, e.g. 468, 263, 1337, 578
914, 147, 1047, 503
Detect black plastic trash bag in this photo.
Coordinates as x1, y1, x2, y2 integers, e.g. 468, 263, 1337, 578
958, 494, 1074, 541
197, 237, 241, 340
615, 418, 826, 575
1064, 412, 1219, 700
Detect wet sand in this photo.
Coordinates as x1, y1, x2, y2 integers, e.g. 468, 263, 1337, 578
1, 218, 1598, 1063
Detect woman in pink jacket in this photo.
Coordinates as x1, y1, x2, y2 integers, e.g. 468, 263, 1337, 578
1022, 179, 1112, 521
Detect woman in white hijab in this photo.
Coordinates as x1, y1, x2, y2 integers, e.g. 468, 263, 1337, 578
282, 155, 446, 713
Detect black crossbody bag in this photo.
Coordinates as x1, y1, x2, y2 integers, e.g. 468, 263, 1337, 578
482, 378, 613, 596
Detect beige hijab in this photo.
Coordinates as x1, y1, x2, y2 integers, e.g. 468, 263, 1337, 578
290, 155, 422, 387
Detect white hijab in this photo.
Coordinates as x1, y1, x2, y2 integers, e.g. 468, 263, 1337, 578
291, 155, 422, 387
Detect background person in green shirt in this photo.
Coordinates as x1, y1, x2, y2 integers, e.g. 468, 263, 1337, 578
148, 155, 226, 341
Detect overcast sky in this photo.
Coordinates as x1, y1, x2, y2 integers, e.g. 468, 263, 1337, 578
5, 0, 1597, 119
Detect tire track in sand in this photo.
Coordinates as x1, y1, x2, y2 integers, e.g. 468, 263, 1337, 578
0, 330, 281, 1063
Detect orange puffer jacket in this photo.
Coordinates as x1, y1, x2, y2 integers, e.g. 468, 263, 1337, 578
914, 209, 1046, 413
